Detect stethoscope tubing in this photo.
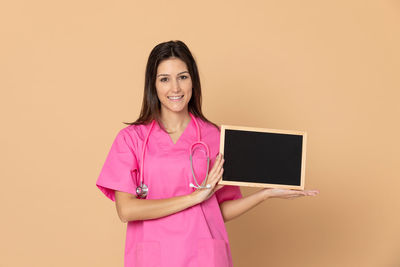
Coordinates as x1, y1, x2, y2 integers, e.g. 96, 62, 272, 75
137, 112, 210, 198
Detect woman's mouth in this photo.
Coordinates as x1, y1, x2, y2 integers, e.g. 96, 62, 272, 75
167, 95, 184, 101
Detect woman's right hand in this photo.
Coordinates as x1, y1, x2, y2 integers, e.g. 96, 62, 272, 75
262, 188, 319, 200
191, 153, 225, 204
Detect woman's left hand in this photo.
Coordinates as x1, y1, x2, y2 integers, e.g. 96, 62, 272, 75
261, 188, 319, 200
191, 153, 225, 203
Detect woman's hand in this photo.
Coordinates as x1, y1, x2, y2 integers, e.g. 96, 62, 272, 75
191, 153, 225, 204
261, 188, 319, 200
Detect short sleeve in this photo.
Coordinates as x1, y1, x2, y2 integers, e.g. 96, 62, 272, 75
215, 185, 242, 204
96, 129, 139, 202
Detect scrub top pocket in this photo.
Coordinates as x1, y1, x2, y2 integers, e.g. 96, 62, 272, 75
135, 241, 161, 267
197, 238, 230, 267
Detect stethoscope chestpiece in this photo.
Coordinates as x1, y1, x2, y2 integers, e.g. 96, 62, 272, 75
136, 183, 148, 199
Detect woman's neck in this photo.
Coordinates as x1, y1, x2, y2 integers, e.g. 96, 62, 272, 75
160, 109, 191, 132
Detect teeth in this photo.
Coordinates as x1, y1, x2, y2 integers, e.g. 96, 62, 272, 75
168, 95, 183, 100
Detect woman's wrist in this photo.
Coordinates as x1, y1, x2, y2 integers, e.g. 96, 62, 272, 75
189, 190, 202, 205
261, 189, 272, 200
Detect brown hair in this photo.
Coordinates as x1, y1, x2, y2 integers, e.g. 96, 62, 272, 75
123, 40, 219, 132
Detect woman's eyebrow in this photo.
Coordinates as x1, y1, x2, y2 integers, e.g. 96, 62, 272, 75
177, 71, 189, 75
156, 70, 189, 77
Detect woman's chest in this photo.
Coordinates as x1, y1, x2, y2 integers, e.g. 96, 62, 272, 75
134, 123, 220, 199
140, 141, 210, 199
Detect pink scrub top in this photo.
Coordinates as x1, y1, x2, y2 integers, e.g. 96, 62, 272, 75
96, 115, 242, 267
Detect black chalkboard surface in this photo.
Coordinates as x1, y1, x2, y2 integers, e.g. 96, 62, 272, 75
219, 125, 307, 190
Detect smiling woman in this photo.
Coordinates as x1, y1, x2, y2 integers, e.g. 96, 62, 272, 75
129, 40, 220, 134
155, 58, 193, 119
95, 40, 318, 267
96, 40, 241, 267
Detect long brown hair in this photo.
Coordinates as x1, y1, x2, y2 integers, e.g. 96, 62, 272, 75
123, 40, 219, 132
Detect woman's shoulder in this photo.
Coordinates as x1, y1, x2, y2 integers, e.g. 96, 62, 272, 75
196, 117, 221, 155
196, 116, 221, 136
117, 123, 150, 143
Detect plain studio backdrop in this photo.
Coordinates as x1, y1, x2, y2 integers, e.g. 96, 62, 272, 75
1, 1, 399, 266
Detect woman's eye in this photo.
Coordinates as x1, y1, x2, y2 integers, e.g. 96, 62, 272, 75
179, 75, 188, 80
160, 77, 168, 82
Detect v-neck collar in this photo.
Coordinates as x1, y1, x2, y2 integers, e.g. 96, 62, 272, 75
158, 115, 193, 147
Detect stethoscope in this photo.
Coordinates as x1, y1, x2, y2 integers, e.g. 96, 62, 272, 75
136, 112, 211, 199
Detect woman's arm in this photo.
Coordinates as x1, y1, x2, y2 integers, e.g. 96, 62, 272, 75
219, 188, 319, 222
115, 154, 226, 223
115, 191, 202, 222
219, 189, 266, 223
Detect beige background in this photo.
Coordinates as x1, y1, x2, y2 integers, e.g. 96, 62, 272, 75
1, 0, 399, 266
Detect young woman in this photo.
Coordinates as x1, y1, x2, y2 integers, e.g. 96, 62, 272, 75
96, 40, 319, 267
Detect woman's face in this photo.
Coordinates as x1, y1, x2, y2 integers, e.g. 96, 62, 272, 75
155, 57, 192, 115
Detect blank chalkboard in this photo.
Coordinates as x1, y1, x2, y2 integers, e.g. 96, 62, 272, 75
219, 125, 307, 190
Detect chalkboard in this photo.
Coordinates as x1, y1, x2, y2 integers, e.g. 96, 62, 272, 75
219, 125, 307, 190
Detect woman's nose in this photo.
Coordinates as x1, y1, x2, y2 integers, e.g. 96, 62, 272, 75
171, 78, 181, 92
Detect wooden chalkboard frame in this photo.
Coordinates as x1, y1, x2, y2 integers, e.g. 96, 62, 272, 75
219, 125, 307, 190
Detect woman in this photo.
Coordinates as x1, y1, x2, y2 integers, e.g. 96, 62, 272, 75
96, 40, 319, 267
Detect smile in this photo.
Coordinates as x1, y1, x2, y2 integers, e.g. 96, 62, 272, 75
167, 95, 184, 101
